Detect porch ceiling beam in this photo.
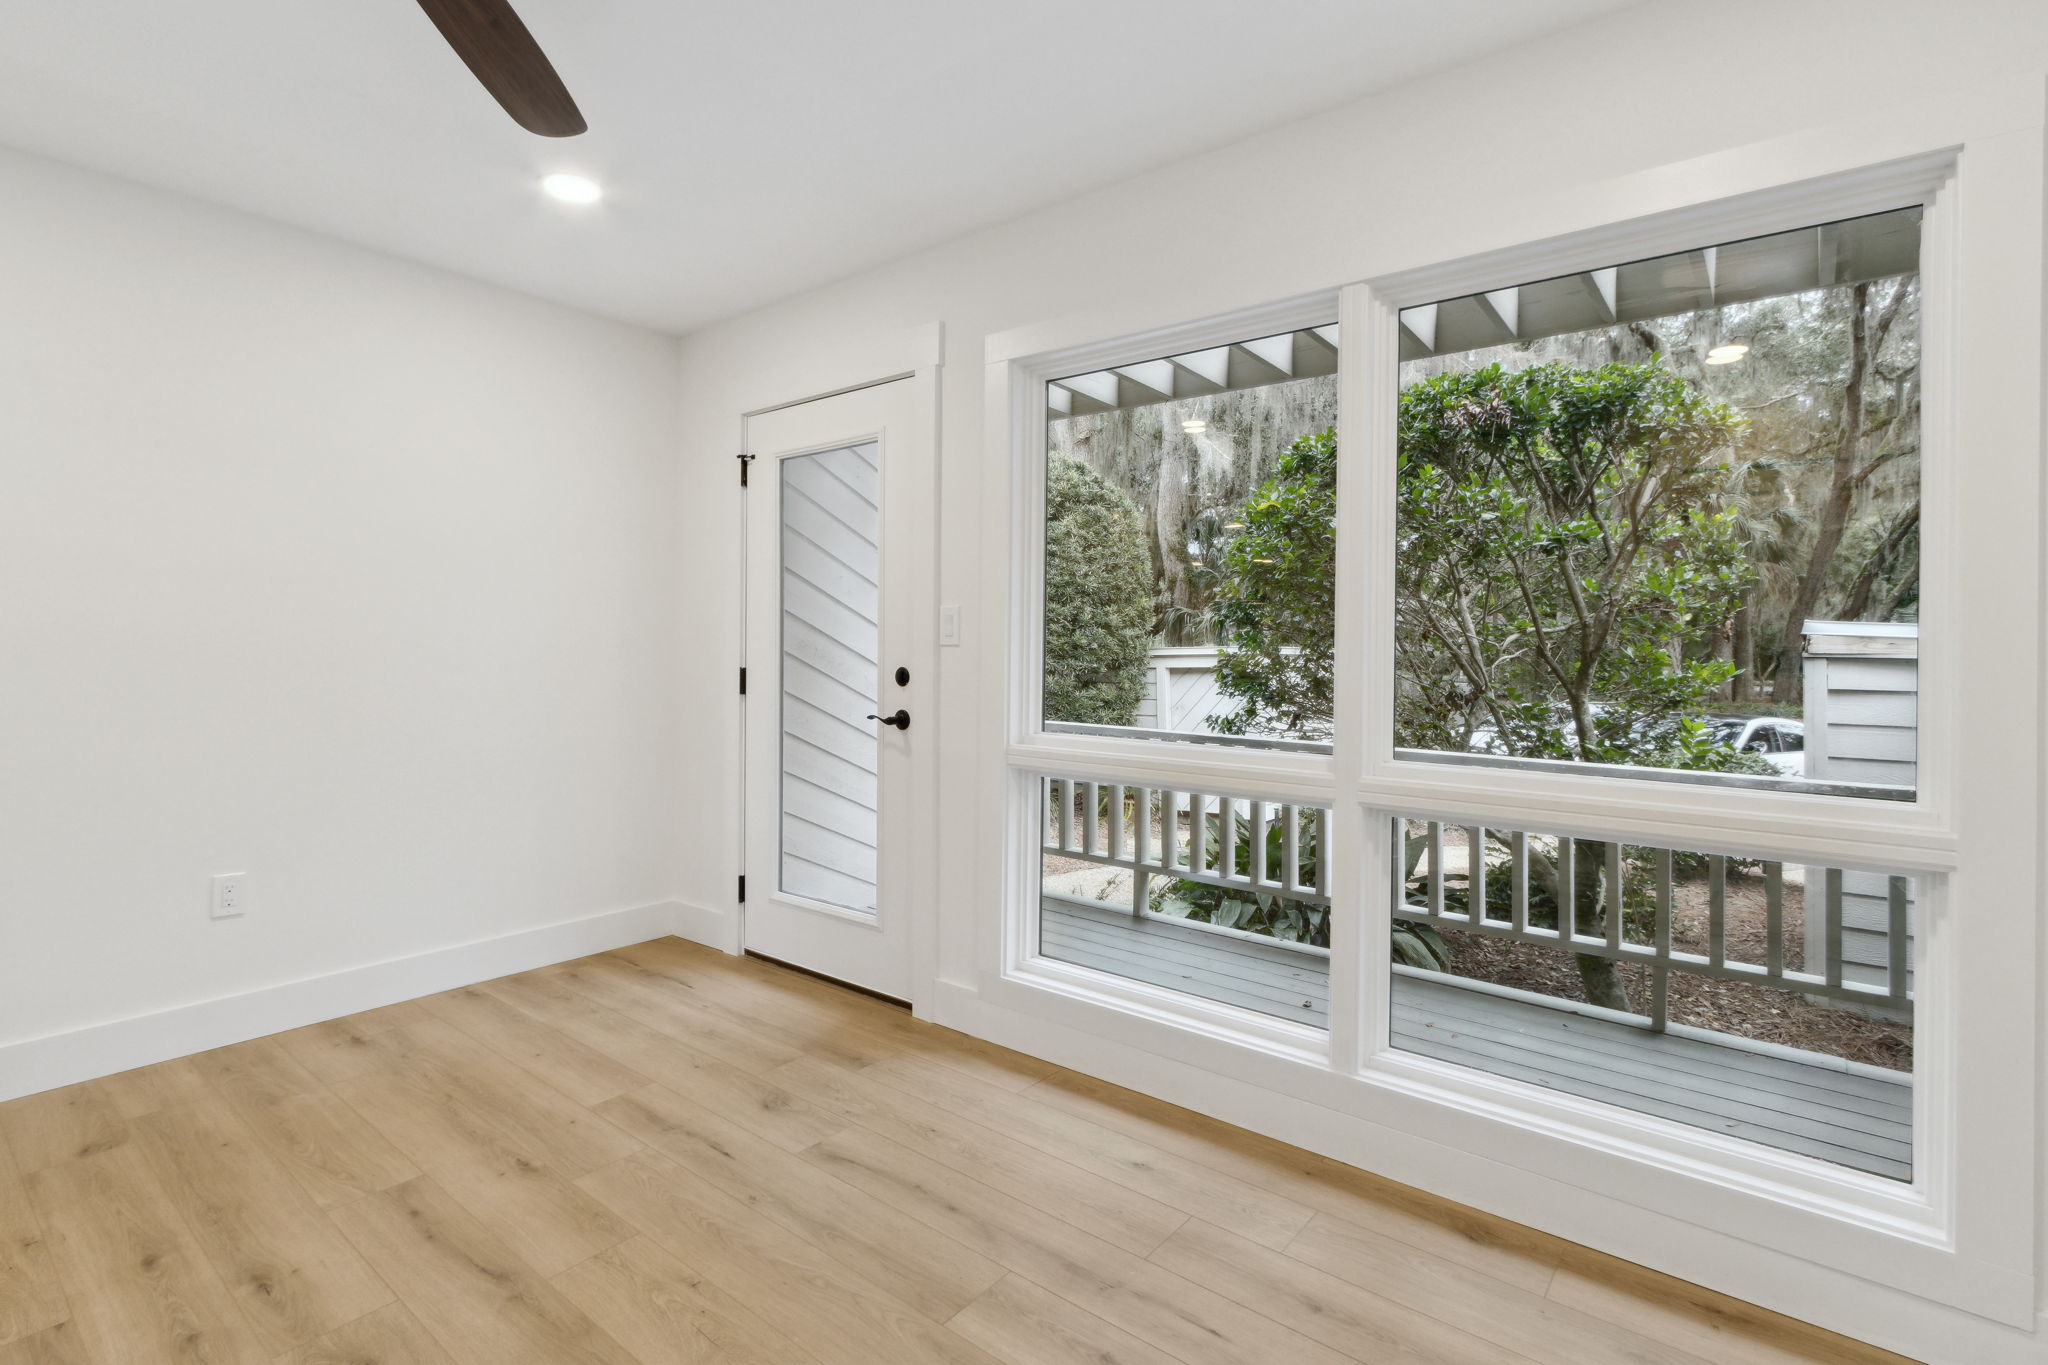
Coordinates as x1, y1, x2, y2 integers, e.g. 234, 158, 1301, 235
1582, 266, 1619, 321
1168, 345, 1232, 388
1399, 302, 1438, 354
1239, 333, 1296, 377
1477, 287, 1520, 340
1112, 359, 1177, 405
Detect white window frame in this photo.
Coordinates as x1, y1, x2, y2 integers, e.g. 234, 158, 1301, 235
972, 100, 2043, 1348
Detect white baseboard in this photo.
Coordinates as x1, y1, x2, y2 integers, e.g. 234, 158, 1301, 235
671, 898, 739, 954
0, 898, 688, 1103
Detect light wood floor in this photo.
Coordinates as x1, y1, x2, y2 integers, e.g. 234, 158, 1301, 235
0, 937, 1918, 1365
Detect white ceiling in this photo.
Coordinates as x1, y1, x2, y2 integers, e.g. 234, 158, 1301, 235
0, 1, 1640, 334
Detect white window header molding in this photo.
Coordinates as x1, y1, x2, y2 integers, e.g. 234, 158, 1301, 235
983, 70, 2037, 374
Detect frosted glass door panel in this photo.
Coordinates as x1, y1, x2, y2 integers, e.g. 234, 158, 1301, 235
779, 442, 880, 913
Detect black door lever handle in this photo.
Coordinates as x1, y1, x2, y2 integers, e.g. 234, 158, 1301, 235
867, 710, 911, 730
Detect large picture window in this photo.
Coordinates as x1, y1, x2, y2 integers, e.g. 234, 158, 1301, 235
1001, 136, 2044, 1343
1393, 208, 1921, 798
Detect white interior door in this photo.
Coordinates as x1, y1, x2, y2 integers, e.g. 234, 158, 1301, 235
742, 378, 925, 999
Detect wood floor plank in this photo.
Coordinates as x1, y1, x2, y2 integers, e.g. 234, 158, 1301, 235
271, 1302, 457, 1365
766, 1054, 1187, 1257
577, 1151, 1003, 1365
326, 1177, 636, 1365
0, 1082, 130, 1175
800, 1123, 1356, 1365
188, 1040, 419, 1211
415, 984, 649, 1109
1284, 1211, 1710, 1365
480, 972, 849, 1155
945, 1274, 1183, 1365
1151, 1217, 1536, 1365
866, 1054, 1316, 1250
1545, 1248, 1919, 1365
96, 1059, 216, 1121
620, 951, 921, 1069
0, 1320, 90, 1365
622, 942, 1059, 1093
539, 959, 810, 1075
576, 954, 895, 1073
594, 1085, 1006, 1322
551, 1235, 823, 1365
356, 1017, 640, 1178
24, 1145, 272, 1365
330, 1068, 633, 1278
0, 1137, 67, 1347
272, 1006, 430, 1089
1028, 1068, 1569, 1291
133, 1099, 392, 1356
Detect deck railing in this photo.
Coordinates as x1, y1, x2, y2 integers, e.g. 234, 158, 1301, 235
1040, 778, 1329, 916
1040, 776, 1914, 1031
1393, 819, 1914, 1027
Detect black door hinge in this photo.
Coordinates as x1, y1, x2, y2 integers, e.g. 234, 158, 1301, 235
739, 666, 747, 695
737, 452, 755, 486
737, 875, 747, 903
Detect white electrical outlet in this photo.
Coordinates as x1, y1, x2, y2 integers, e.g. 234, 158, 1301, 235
211, 872, 248, 920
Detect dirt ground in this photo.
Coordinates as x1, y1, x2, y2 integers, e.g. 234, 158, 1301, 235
1434, 864, 1912, 1072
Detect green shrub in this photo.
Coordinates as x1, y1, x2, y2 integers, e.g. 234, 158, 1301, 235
1044, 458, 1156, 725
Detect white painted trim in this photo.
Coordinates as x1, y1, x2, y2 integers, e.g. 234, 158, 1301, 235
735, 320, 943, 418
932, 977, 2045, 1365
0, 899, 686, 1103
671, 896, 740, 953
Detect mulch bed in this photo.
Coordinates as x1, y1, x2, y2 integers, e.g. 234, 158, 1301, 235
1434, 866, 1912, 1072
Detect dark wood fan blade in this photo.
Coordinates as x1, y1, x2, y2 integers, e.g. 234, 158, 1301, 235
414, 0, 586, 137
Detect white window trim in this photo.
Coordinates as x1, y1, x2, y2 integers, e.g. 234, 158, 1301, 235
979, 130, 2043, 1335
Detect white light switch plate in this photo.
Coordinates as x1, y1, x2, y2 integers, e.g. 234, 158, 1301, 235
939, 604, 961, 646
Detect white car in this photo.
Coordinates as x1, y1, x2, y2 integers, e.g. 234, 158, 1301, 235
1710, 716, 1806, 777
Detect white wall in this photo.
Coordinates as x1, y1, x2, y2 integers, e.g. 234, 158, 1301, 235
673, 0, 2048, 940
670, 2, 2048, 1361
0, 146, 685, 1075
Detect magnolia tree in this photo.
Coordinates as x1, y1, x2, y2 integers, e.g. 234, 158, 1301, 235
1043, 457, 1156, 726
1207, 362, 1766, 1009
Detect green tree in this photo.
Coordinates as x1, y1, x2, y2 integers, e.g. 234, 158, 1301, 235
1393, 362, 1752, 761
1208, 430, 1337, 739
1043, 457, 1156, 725
1208, 362, 1767, 1009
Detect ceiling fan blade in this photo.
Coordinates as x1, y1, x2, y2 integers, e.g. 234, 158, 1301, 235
414, 0, 586, 137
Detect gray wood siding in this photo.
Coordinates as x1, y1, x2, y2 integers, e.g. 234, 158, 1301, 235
779, 443, 880, 913
1803, 638, 1917, 998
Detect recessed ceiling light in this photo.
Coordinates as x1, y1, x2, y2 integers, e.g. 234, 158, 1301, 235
541, 173, 602, 205
1223, 521, 1244, 530
1704, 343, 1750, 365
1182, 420, 1207, 434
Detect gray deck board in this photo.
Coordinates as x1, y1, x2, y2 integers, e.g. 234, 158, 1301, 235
1041, 893, 1912, 1181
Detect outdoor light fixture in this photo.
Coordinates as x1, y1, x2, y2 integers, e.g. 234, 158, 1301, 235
1223, 521, 1244, 530
541, 172, 603, 204
1182, 419, 1207, 433
1704, 342, 1751, 365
